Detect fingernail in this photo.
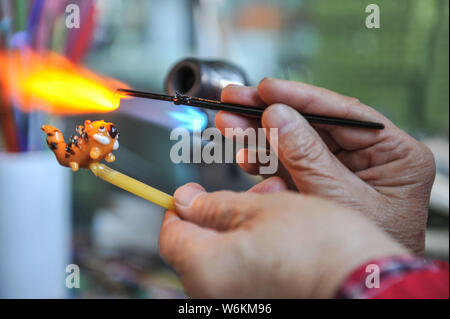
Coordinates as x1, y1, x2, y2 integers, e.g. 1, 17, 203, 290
175, 185, 205, 207
263, 104, 296, 129
223, 83, 244, 92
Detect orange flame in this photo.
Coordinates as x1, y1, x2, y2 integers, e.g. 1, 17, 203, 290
0, 50, 128, 114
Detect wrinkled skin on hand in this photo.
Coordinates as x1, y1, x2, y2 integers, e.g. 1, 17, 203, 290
159, 183, 407, 298
215, 78, 436, 255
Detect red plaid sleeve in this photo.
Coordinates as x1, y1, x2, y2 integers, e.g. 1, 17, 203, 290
336, 256, 449, 299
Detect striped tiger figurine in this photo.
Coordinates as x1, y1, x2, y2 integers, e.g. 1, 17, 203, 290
41, 120, 119, 171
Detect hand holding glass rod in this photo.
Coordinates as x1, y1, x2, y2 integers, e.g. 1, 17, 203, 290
114, 88, 385, 130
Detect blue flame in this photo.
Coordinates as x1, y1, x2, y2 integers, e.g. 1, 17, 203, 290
169, 107, 208, 131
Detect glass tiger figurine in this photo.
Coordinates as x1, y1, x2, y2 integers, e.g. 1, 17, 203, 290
41, 120, 119, 171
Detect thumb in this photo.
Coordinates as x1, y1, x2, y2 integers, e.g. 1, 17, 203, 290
262, 104, 355, 195
174, 183, 262, 231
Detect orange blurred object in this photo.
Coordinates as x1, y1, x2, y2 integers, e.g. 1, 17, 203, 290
0, 50, 128, 114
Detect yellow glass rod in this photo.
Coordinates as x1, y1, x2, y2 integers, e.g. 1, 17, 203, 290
90, 163, 175, 210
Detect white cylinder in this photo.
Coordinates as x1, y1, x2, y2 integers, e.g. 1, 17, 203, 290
0, 151, 71, 298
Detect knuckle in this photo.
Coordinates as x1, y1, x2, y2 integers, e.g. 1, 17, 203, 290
342, 97, 362, 117
190, 194, 214, 223
258, 77, 276, 93
196, 191, 256, 229
282, 128, 327, 167
220, 85, 232, 101
416, 142, 436, 178
215, 193, 247, 228
258, 76, 274, 87
401, 137, 437, 190
419, 142, 435, 163
191, 191, 237, 228
346, 96, 362, 107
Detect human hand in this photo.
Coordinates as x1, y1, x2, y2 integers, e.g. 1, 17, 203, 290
215, 78, 436, 255
159, 182, 408, 298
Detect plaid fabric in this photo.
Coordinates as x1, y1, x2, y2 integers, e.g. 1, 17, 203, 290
336, 256, 449, 299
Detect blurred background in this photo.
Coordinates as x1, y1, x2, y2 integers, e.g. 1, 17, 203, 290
0, 0, 448, 298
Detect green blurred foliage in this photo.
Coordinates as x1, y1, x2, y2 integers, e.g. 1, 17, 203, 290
304, 0, 449, 135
